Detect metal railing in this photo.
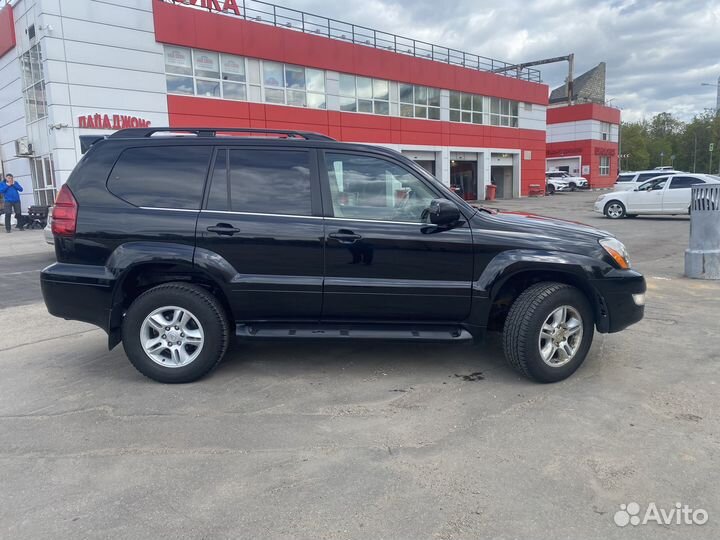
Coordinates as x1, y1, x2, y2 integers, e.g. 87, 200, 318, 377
161, 0, 542, 83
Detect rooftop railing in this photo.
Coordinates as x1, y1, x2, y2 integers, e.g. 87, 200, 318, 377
161, 0, 542, 83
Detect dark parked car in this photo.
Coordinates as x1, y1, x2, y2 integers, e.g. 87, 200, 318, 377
41, 128, 646, 384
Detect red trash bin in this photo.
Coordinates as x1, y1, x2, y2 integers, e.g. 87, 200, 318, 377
485, 184, 497, 201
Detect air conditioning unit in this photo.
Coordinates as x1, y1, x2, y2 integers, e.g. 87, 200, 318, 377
15, 137, 33, 156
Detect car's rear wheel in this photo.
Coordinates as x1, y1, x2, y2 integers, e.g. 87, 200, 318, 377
122, 282, 230, 383
503, 282, 594, 383
604, 200, 626, 219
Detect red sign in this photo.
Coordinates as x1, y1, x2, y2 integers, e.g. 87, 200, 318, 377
78, 114, 152, 130
168, 0, 240, 15
594, 147, 616, 156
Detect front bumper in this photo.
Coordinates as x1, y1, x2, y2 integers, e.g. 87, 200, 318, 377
593, 198, 607, 214
590, 269, 646, 333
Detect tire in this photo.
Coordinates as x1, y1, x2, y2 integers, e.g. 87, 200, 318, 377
503, 282, 594, 383
604, 200, 626, 219
546, 184, 555, 195
626, 214, 638, 218
122, 282, 230, 383
569, 182, 577, 191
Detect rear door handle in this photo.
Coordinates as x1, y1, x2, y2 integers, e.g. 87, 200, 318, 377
328, 229, 362, 243
207, 223, 241, 236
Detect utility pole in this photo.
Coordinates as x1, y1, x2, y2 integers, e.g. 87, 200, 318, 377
693, 132, 697, 173
710, 143, 714, 174
701, 77, 720, 114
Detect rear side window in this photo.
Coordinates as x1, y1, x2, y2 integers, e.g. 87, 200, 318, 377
669, 176, 704, 189
615, 174, 634, 183
206, 149, 312, 216
108, 146, 211, 209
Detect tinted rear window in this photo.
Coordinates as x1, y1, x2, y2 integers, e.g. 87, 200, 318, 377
108, 146, 212, 209
205, 149, 312, 215
616, 174, 634, 182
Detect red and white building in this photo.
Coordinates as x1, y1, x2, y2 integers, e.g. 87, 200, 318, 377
546, 103, 620, 189
0, 0, 617, 207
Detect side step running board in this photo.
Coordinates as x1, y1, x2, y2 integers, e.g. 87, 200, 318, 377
236, 323, 473, 342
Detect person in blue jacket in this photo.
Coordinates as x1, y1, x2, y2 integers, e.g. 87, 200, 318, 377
0, 174, 25, 233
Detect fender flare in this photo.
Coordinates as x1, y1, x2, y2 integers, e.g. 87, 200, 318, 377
470, 249, 610, 330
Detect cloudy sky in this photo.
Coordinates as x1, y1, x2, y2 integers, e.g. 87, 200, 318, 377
281, 0, 719, 122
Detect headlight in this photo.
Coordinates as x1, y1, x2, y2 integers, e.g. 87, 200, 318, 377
599, 237, 631, 269
596, 194, 607, 201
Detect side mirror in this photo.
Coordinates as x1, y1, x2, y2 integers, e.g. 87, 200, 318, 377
427, 198, 460, 225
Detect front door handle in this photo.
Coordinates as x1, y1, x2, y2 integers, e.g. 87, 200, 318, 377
328, 229, 362, 244
207, 223, 241, 236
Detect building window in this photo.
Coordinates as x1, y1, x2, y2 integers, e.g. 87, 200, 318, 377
599, 155, 610, 176
339, 74, 389, 115
262, 62, 326, 109
449, 91, 483, 124
600, 122, 610, 141
399, 84, 440, 120
450, 92, 519, 127
20, 43, 47, 122
30, 155, 56, 206
164, 46, 324, 108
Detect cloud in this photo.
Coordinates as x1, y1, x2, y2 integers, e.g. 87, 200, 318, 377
280, 0, 720, 121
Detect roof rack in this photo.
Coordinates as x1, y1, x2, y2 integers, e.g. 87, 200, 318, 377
108, 127, 335, 141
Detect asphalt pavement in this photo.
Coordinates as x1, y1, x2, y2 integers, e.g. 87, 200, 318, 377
1, 192, 719, 540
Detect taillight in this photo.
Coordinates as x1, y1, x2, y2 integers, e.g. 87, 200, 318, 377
52, 184, 78, 237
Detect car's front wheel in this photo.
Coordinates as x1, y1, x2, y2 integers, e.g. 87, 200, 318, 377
122, 282, 230, 383
546, 184, 555, 195
503, 282, 594, 383
569, 182, 577, 191
604, 200, 627, 219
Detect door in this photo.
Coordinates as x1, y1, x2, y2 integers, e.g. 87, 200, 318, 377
195, 146, 324, 320
320, 151, 474, 321
663, 176, 705, 213
625, 175, 668, 213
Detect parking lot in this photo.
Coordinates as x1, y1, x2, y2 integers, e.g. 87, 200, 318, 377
1, 190, 719, 539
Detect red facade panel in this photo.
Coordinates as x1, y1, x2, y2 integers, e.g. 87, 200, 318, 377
0, 5, 16, 59
153, 1, 548, 105
547, 103, 620, 125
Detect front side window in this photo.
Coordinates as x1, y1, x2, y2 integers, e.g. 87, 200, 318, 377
206, 149, 312, 216
637, 176, 669, 191
108, 146, 211, 209
325, 153, 436, 222
599, 156, 610, 176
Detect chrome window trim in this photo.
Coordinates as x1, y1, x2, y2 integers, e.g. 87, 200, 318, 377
200, 209, 322, 219
141, 208, 429, 225
325, 216, 426, 226
139, 207, 200, 213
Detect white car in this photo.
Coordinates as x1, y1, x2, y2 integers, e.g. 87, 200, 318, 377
546, 171, 588, 190
44, 207, 53, 244
594, 173, 720, 219
613, 169, 682, 191
546, 176, 571, 194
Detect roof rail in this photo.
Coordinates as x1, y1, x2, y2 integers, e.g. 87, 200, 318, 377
108, 127, 335, 141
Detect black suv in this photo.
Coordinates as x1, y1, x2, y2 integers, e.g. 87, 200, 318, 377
41, 128, 645, 384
